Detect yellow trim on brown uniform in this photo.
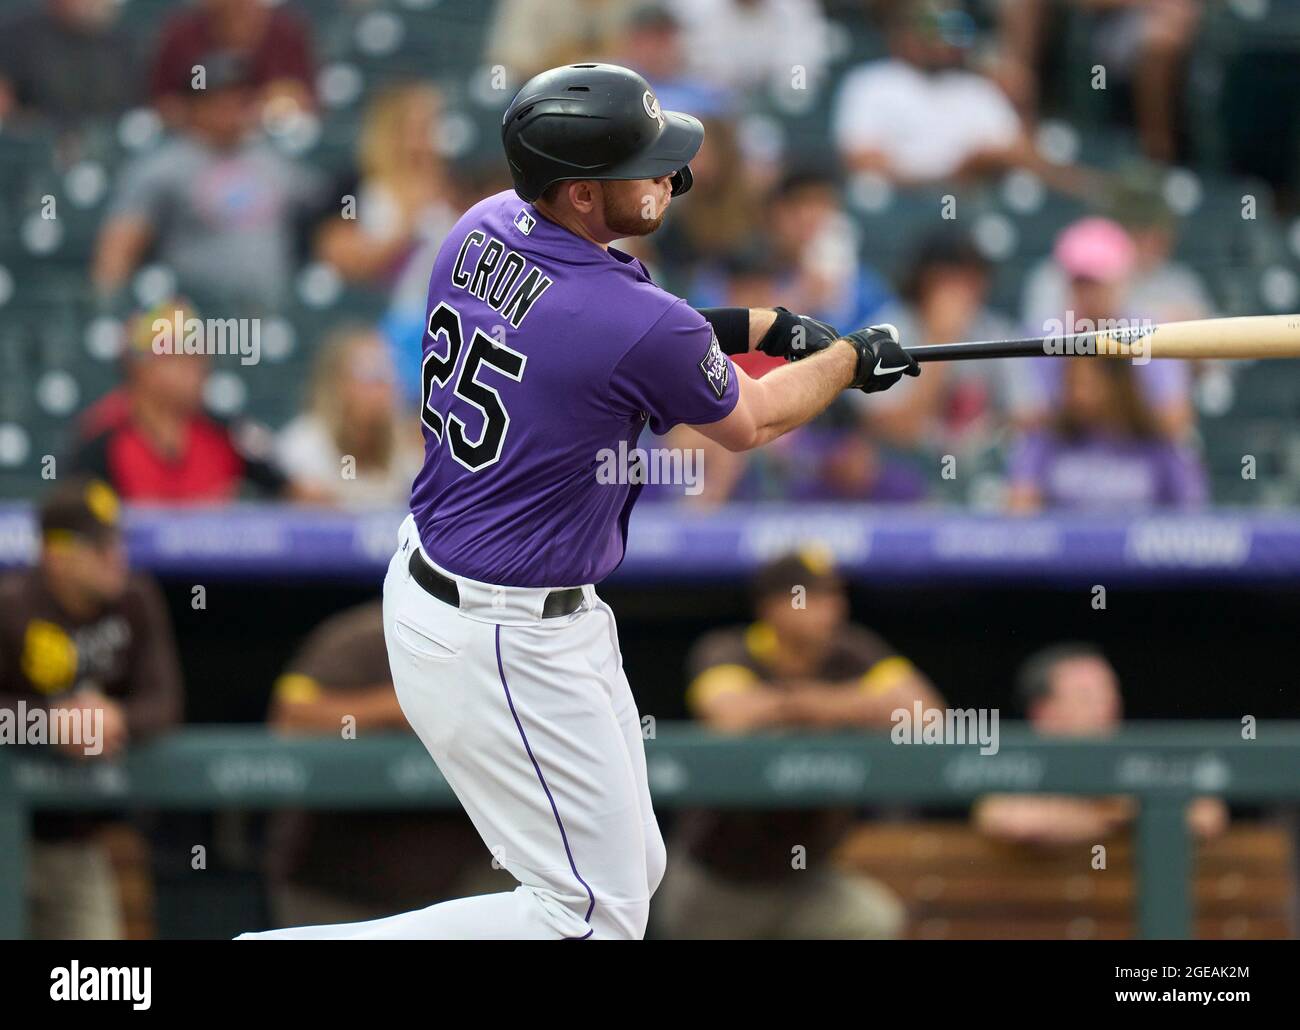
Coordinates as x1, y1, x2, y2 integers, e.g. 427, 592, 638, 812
273, 673, 324, 706
858, 656, 915, 696
20, 620, 79, 695
686, 663, 760, 713
743, 621, 778, 663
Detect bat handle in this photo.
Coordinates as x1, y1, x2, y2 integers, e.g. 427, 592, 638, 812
905, 337, 1053, 362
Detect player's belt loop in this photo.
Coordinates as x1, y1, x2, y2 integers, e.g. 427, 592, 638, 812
408, 549, 584, 619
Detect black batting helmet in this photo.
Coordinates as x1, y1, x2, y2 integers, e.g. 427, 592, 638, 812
501, 63, 704, 203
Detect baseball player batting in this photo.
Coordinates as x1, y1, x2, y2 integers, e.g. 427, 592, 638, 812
237, 63, 918, 941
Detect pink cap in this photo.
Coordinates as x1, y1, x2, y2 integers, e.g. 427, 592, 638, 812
1053, 217, 1136, 283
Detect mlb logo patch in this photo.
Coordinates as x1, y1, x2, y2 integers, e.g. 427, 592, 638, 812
698, 331, 729, 400
514, 209, 535, 235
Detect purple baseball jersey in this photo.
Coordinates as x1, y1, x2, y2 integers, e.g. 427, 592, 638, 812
409, 190, 739, 587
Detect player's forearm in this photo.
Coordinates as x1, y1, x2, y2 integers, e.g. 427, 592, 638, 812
745, 339, 857, 447
801, 677, 943, 729
121, 688, 181, 739
699, 689, 791, 733
747, 308, 778, 349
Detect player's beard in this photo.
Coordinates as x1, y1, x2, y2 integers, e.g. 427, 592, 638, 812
601, 185, 666, 237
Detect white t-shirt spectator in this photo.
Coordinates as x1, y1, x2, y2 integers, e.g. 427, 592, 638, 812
832, 59, 1021, 181
276, 415, 422, 510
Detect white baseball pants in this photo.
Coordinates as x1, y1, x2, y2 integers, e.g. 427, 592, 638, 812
238, 515, 665, 940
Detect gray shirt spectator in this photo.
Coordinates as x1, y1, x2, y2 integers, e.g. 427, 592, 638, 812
103, 136, 322, 309
93, 50, 325, 312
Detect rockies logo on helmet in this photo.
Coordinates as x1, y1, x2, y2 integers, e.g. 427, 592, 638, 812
642, 90, 665, 129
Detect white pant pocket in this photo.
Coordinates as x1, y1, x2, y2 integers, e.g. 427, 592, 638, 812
393, 617, 461, 661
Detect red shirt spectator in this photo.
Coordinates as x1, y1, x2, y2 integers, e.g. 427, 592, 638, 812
71, 408, 285, 504
68, 303, 289, 504
149, 0, 315, 121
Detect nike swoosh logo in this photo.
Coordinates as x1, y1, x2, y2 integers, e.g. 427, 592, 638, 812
874, 360, 910, 375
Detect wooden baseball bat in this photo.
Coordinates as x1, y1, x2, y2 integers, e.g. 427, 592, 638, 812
902, 314, 1300, 362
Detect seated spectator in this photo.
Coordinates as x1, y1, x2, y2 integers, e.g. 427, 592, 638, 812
265, 601, 511, 928
778, 425, 931, 503
149, 0, 315, 128
1019, 216, 1195, 439
1022, 183, 1214, 334
862, 229, 1037, 452
666, 0, 831, 100
765, 170, 892, 332
275, 327, 423, 509
1122, 183, 1215, 324
833, 0, 1030, 185
974, 643, 1227, 844
0, 478, 183, 938
610, 2, 733, 117
378, 159, 510, 407
756, 177, 917, 503
652, 117, 764, 296
70, 303, 307, 504
654, 552, 944, 939
0, 0, 141, 123
1005, 358, 1206, 511
1058, 0, 1202, 162
313, 83, 458, 291
484, 0, 625, 85
93, 51, 325, 312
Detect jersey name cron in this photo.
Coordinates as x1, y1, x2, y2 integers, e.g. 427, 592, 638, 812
449, 230, 553, 328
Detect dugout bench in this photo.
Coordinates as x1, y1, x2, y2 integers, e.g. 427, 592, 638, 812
837, 821, 1295, 939
1, 722, 1298, 940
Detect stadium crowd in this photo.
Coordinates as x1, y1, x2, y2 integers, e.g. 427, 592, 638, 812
1, 0, 1297, 940
1, 0, 1298, 509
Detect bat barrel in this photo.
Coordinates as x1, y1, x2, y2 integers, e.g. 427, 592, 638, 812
901, 316, 1300, 363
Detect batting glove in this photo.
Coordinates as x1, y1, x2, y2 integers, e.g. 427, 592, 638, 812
757, 307, 842, 361
840, 324, 921, 393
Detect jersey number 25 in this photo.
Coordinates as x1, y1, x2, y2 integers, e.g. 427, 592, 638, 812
420, 300, 528, 472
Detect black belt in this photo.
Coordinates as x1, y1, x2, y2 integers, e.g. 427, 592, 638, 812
408, 548, 585, 619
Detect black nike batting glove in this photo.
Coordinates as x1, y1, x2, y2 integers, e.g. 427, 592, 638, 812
757, 307, 841, 361
839, 323, 921, 393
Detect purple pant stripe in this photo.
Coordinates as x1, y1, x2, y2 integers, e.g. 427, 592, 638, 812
495, 624, 597, 937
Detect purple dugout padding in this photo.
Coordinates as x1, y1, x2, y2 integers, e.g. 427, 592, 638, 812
2, 503, 1299, 584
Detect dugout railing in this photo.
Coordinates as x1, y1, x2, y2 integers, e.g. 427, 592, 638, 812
1, 722, 1297, 939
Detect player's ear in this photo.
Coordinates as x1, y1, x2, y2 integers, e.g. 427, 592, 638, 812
568, 180, 598, 214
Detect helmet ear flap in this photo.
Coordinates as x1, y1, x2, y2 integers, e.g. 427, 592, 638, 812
670, 165, 693, 197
